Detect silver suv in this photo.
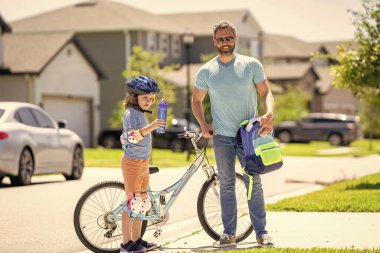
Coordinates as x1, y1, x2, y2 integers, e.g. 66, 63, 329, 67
274, 113, 360, 146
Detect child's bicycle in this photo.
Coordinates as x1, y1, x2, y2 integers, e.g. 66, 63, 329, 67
73, 131, 253, 253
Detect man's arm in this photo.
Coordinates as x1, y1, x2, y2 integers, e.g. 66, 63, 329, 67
191, 87, 215, 138
256, 79, 275, 135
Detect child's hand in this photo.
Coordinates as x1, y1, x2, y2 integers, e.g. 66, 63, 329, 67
152, 119, 166, 130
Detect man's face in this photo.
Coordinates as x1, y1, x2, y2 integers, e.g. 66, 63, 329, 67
213, 28, 236, 56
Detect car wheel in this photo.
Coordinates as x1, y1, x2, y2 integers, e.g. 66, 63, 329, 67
278, 131, 292, 143
10, 148, 34, 186
102, 136, 118, 149
65, 146, 84, 180
328, 133, 343, 146
170, 139, 185, 152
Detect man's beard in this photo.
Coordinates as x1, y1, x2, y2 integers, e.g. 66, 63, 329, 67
217, 44, 235, 56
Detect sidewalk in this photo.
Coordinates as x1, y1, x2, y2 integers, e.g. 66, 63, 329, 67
78, 155, 380, 252
149, 212, 380, 251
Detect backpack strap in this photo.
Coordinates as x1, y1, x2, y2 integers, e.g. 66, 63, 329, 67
241, 167, 253, 200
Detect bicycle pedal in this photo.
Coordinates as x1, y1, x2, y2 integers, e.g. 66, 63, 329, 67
153, 228, 162, 238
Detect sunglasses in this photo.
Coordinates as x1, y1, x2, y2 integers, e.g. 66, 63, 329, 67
215, 36, 235, 44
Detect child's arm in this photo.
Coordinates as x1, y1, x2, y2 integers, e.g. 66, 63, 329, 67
140, 119, 166, 137
126, 119, 165, 144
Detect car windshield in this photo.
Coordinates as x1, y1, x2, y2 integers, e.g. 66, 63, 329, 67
0, 109, 4, 119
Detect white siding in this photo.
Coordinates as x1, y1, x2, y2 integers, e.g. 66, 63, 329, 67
35, 43, 100, 147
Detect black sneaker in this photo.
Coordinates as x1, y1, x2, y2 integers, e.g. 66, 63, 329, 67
135, 238, 160, 251
120, 240, 146, 253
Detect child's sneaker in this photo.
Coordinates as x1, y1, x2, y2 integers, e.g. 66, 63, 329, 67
120, 240, 146, 253
256, 234, 274, 247
135, 238, 160, 251
212, 233, 236, 248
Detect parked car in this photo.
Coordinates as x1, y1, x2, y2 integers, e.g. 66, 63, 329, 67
274, 113, 360, 146
98, 118, 206, 152
0, 102, 84, 186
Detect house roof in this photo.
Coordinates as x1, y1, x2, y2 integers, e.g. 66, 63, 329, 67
10, 0, 183, 34
0, 14, 11, 33
162, 9, 262, 37
263, 34, 322, 59
265, 62, 319, 81
3, 32, 101, 76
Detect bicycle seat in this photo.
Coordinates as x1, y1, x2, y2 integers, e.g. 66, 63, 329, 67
149, 166, 159, 174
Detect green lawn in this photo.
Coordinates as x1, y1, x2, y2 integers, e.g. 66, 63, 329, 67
84, 148, 216, 168
267, 173, 380, 212
279, 139, 380, 157
217, 248, 380, 253
85, 139, 379, 168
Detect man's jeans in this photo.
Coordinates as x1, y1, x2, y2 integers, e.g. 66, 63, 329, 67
213, 134, 267, 236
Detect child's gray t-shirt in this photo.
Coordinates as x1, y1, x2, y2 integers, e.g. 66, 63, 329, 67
123, 107, 151, 160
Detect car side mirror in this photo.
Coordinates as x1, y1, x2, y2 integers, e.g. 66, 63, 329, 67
58, 120, 67, 129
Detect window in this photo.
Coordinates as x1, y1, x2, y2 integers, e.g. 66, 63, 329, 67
0, 109, 4, 119
171, 35, 181, 58
31, 109, 55, 128
15, 108, 38, 127
147, 32, 157, 54
158, 34, 169, 56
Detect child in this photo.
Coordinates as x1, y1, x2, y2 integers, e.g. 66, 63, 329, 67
120, 75, 165, 253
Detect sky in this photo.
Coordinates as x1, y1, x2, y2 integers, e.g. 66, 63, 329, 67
0, 0, 363, 42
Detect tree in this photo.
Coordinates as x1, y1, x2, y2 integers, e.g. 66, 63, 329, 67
316, 0, 380, 147
108, 46, 177, 127
272, 86, 310, 125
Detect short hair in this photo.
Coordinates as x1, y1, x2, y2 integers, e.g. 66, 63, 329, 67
213, 21, 237, 37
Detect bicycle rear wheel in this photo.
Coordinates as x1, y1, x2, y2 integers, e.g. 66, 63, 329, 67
73, 181, 147, 253
197, 173, 253, 242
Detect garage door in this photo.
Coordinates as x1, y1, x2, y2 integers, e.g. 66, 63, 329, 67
43, 96, 91, 147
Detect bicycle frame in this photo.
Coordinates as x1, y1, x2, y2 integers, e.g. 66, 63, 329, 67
109, 132, 216, 223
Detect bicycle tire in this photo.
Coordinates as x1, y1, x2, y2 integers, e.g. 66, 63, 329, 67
74, 181, 147, 253
197, 173, 253, 242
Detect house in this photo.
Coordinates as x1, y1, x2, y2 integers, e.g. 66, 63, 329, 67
10, 1, 185, 130
162, 10, 264, 62
262, 34, 359, 115
0, 14, 11, 68
0, 32, 101, 147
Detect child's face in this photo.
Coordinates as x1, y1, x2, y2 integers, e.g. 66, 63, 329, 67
137, 94, 155, 110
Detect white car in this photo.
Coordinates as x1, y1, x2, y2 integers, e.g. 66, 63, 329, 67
0, 102, 84, 186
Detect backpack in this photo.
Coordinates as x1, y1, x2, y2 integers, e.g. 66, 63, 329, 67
238, 118, 283, 199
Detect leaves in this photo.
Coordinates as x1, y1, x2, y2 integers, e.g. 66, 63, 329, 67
108, 46, 177, 127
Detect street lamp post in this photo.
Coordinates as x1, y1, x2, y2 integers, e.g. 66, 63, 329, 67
182, 32, 194, 159
182, 32, 194, 132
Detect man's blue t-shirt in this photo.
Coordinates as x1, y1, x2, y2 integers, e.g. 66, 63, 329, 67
123, 107, 151, 160
195, 54, 266, 137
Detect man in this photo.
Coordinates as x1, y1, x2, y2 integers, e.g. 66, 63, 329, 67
191, 21, 275, 247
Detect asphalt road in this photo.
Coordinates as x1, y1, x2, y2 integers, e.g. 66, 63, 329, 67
1, 155, 379, 253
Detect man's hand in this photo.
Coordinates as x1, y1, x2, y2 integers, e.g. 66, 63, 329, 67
201, 124, 216, 139
258, 112, 274, 136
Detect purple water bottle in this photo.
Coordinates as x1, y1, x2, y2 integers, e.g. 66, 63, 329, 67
156, 99, 167, 133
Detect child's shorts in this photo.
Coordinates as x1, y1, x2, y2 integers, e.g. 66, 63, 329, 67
121, 156, 149, 193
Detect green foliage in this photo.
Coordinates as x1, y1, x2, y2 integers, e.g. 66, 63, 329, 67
200, 52, 217, 63
273, 86, 310, 125
267, 173, 380, 212
108, 46, 177, 127
315, 0, 380, 139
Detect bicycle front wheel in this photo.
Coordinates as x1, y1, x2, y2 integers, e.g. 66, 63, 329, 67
197, 173, 253, 242
73, 181, 147, 253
